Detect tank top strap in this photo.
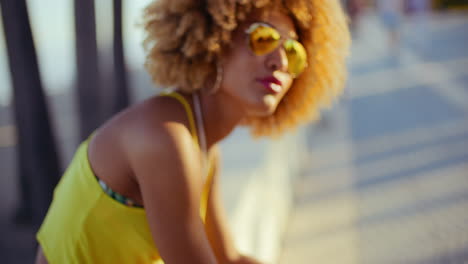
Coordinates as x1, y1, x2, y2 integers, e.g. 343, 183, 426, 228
159, 91, 211, 185
159, 91, 200, 148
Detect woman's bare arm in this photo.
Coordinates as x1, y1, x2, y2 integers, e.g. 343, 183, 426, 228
204, 146, 240, 263
126, 121, 217, 264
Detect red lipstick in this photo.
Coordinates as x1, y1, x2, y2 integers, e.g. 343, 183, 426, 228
257, 76, 283, 94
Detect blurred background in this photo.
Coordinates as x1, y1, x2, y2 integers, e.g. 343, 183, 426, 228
0, 0, 467, 263
281, 0, 468, 263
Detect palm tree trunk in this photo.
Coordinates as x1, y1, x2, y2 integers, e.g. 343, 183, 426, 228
74, 0, 102, 140
0, 0, 61, 225
112, 0, 130, 113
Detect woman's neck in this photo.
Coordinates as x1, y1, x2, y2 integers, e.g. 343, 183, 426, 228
197, 90, 246, 149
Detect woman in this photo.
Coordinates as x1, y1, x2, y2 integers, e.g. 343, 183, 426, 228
35, 0, 349, 263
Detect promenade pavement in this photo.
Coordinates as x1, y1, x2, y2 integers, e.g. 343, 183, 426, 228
280, 11, 468, 264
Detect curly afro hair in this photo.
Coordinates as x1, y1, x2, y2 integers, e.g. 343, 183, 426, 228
143, 0, 350, 138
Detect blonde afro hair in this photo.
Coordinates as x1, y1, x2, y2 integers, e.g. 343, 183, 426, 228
143, 0, 350, 138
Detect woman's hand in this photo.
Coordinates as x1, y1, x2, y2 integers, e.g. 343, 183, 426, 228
232, 254, 265, 264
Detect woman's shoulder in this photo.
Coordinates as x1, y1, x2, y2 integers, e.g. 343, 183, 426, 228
117, 96, 204, 186
89, 94, 198, 172
91, 94, 196, 160
124, 94, 191, 123
116, 95, 195, 149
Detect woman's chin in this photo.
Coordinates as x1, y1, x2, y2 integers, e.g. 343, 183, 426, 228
246, 95, 279, 117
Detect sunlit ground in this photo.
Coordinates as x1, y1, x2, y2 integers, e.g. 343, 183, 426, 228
281, 10, 468, 264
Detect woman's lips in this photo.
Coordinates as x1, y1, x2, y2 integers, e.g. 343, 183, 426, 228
257, 76, 283, 94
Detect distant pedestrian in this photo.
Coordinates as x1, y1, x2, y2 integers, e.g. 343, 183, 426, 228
344, 0, 365, 35
376, 0, 405, 55
410, 0, 430, 13
34, 0, 350, 263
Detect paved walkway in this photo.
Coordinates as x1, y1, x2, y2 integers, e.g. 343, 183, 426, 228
280, 11, 468, 264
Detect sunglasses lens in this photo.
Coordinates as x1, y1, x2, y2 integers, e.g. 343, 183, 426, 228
284, 39, 307, 77
247, 23, 308, 78
249, 25, 281, 56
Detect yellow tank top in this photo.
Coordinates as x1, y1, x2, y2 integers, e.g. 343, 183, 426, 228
36, 92, 214, 264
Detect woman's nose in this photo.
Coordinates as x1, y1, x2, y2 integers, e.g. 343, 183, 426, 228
265, 46, 289, 73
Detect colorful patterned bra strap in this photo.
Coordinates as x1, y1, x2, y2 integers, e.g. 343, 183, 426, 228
97, 176, 143, 208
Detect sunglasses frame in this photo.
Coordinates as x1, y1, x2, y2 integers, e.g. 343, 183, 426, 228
245, 22, 308, 78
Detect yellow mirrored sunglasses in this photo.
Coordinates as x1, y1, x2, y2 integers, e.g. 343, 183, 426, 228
245, 22, 308, 78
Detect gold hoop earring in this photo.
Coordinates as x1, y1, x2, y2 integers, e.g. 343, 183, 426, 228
210, 63, 223, 95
